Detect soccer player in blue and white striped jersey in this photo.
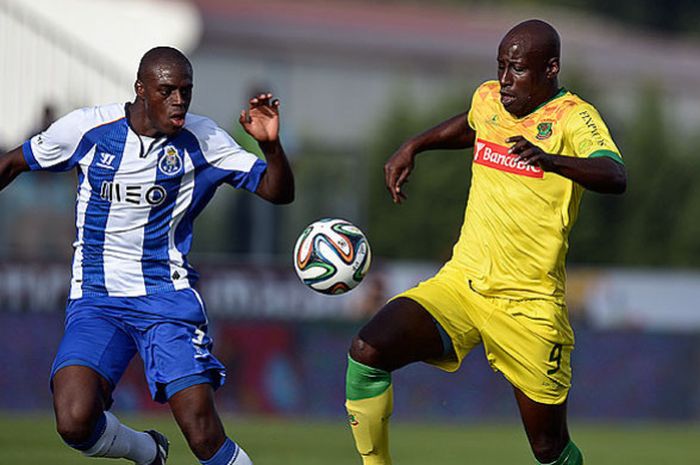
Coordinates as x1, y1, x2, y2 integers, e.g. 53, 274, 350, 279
0, 46, 294, 465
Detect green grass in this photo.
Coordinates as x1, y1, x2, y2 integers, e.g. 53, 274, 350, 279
0, 413, 698, 464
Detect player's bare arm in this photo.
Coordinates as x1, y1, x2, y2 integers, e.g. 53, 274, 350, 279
508, 135, 627, 194
0, 147, 30, 191
385, 111, 476, 204
240, 92, 294, 204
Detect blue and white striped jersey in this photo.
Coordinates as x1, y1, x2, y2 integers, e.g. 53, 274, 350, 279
22, 103, 267, 299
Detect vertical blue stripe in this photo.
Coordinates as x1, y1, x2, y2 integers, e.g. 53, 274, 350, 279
173, 129, 260, 283
81, 119, 129, 295
141, 139, 188, 293
172, 131, 219, 287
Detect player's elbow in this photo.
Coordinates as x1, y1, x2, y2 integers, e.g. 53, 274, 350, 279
259, 183, 295, 205
609, 163, 627, 195
271, 189, 294, 205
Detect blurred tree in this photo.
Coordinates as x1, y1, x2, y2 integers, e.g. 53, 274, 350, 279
425, 0, 700, 37
284, 142, 364, 242
364, 78, 700, 268
671, 153, 700, 265
613, 83, 692, 266
365, 87, 472, 261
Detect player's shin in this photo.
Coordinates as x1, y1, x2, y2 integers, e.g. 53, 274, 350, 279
538, 440, 583, 465
79, 411, 157, 465
345, 355, 393, 465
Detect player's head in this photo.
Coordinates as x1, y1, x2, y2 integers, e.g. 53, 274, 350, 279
497, 19, 560, 118
135, 46, 193, 136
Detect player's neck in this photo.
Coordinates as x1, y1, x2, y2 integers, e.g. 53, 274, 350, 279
518, 82, 562, 118
126, 101, 162, 138
535, 82, 561, 108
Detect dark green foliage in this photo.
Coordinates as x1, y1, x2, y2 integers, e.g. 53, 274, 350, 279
364, 80, 700, 267
424, 0, 700, 37
364, 92, 472, 261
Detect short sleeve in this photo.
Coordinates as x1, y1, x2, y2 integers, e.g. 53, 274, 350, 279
22, 108, 88, 171
189, 116, 267, 192
467, 85, 482, 131
565, 103, 623, 164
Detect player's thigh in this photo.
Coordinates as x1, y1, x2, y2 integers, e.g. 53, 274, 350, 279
353, 268, 482, 371
51, 304, 137, 403
483, 299, 574, 405
352, 297, 444, 371
53, 366, 113, 422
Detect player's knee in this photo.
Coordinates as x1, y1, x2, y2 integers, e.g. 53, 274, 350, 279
54, 403, 99, 444
349, 336, 385, 369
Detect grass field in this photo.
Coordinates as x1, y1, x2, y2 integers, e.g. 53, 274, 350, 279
0, 413, 698, 464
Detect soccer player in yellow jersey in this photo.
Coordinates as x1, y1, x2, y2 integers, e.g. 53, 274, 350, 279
345, 19, 626, 465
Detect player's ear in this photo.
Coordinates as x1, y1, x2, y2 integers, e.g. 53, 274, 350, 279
135, 80, 145, 99
546, 57, 560, 79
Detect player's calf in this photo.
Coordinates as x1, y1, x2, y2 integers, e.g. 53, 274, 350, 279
168, 383, 252, 465
345, 354, 394, 465
536, 440, 583, 465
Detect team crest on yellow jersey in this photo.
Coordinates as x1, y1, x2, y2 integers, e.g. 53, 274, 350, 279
158, 146, 183, 176
536, 121, 554, 140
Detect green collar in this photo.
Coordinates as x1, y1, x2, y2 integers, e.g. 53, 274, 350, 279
530, 87, 568, 114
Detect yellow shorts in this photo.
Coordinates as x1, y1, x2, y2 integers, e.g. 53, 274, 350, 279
393, 265, 574, 405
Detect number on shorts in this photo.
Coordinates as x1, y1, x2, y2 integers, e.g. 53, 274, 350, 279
547, 343, 563, 375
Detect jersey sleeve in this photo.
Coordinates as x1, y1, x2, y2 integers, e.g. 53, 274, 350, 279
21, 108, 89, 172
191, 117, 267, 192
565, 103, 623, 163
467, 83, 485, 131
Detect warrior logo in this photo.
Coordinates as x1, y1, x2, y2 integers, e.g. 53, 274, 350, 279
158, 146, 183, 176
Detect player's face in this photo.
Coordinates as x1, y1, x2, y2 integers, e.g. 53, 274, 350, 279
497, 37, 552, 118
140, 63, 193, 137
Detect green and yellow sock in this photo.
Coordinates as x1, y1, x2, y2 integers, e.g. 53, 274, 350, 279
345, 355, 393, 465
538, 440, 583, 465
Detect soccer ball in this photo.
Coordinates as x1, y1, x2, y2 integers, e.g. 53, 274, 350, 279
293, 218, 372, 295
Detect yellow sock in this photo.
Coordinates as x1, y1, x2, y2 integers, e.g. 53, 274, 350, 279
345, 356, 393, 465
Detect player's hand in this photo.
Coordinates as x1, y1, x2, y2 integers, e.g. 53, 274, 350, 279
240, 93, 280, 143
507, 135, 556, 172
384, 144, 415, 204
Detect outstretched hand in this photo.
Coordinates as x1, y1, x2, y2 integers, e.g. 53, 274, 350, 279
240, 93, 280, 143
384, 144, 416, 204
507, 135, 556, 172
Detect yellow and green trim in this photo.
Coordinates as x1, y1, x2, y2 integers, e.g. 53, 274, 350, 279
532, 87, 568, 113
346, 356, 392, 401
589, 149, 624, 165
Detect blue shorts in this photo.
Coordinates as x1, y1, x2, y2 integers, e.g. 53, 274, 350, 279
51, 288, 226, 403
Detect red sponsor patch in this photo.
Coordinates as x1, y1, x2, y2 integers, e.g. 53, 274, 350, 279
473, 138, 544, 178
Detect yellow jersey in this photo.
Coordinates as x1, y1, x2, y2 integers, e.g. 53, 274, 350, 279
449, 80, 622, 302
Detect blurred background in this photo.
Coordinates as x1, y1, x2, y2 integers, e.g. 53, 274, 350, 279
1, 0, 700, 463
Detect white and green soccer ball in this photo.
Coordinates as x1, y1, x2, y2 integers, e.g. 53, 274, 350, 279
293, 218, 372, 295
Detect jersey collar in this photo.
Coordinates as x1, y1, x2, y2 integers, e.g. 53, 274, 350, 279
530, 87, 568, 114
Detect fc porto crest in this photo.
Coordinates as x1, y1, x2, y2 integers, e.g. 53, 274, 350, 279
536, 121, 554, 140
158, 145, 183, 176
